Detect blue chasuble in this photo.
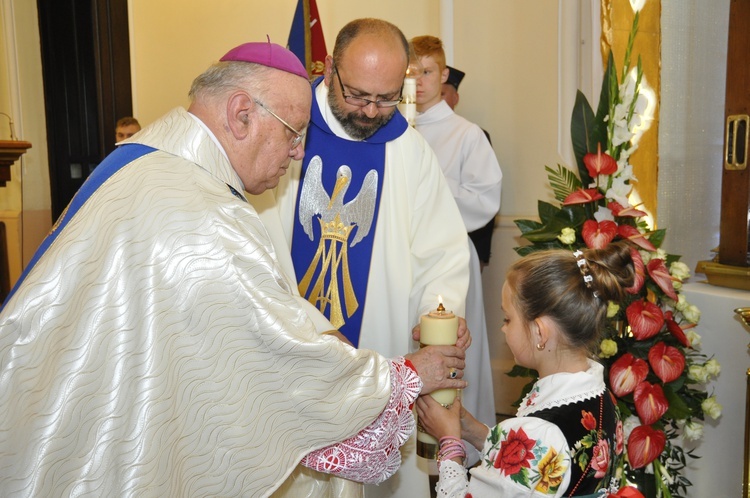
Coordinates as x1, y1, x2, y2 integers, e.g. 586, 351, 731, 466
2, 144, 155, 309
291, 78, 408, 346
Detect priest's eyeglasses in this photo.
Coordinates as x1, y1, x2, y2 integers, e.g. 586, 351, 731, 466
253, 98, 305, 149
333, 63, 403, 108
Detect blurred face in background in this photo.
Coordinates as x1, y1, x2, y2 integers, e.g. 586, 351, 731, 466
441, 83, 459, 109
115, 123, 140, 142
416, 55, 448, 111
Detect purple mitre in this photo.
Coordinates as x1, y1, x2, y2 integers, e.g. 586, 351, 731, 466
220, 39, 308, 79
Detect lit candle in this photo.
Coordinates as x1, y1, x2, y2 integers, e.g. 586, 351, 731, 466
416, 296, 459, 459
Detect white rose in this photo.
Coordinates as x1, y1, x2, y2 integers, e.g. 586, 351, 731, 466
673, 280, 683, 291
686, 330, 702, 348
639, 249, 653, 264
683, 304, 701, 324
688, 364, 709, 383
623, 415, 640, 440
655, 248, 668, 260
607, 301, 620, 318
705, 358, 721, 377
670, 261, 691, 281
557, 227, 576, 245
599, 339, 618, 359
702, 396, 722, 420
682, 420, 704, 442
675, 294, 689, 312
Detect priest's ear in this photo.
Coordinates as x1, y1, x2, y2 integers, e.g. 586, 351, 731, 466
323, 55, 335, 87
226, 90, 254, 139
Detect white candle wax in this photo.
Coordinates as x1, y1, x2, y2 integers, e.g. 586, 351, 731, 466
417, 304, 459, 453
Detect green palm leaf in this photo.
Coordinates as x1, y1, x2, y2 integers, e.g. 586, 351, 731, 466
545, 164, 582, 202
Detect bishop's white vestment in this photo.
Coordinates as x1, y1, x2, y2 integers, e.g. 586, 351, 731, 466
0, 108, 420, 498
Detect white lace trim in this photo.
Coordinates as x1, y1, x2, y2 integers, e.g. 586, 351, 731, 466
516, 359, 606, 416
436, 459, 469, 498
300, 357, 422, 484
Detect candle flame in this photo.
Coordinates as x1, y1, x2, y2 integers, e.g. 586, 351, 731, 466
436, 295, 445, 313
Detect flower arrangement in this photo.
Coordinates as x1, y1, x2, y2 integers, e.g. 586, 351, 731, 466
510, 11, 720, 497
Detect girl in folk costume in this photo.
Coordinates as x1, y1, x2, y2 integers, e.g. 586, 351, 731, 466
417, 242, 640, 497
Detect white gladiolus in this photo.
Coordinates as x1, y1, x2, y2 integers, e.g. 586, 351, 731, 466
606, 175, 632, 205
594, 206, 615, 223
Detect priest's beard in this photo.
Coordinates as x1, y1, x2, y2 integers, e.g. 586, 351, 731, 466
328, 91, 395, 140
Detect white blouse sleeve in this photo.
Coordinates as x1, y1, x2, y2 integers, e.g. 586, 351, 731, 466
463, 417, 572, 498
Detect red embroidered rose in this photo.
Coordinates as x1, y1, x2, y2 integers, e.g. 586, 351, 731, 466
590, 438, 611, 478
494, 427, 536, 475
615, 420, 624, 455
581, 410, 597, 431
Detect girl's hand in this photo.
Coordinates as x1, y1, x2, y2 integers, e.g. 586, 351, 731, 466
415, 395, 462, 440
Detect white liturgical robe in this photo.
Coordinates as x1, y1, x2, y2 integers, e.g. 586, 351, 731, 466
0, 108, 416, 498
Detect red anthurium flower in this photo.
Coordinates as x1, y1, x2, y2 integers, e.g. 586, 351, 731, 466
634, 381, 669, 425
648, 342, 685, 383
608, 201, 648, 218
617, 224, 657, 251
646, 258, 679, 300
625, 247, 645, 294
608, 486, 646, 498
665, 311, 693, 348
582, 219, 618, 249
627, 425, 667, 469
609, 353, 649, 397
583, 143, 618, 177
563, 188, 605, 205
626, 300, 665, 340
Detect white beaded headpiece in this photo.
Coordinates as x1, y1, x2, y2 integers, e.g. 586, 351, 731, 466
573, 250, 600, 299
